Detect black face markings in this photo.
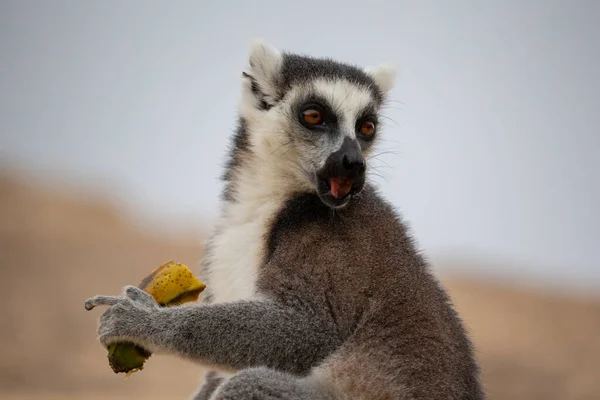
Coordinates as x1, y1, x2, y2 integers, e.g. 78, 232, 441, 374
355, 104, 377, 123
291, 90, 382, 150
351, 103, 379, 142
356, 117, 378, 142
294, 95, 340, 136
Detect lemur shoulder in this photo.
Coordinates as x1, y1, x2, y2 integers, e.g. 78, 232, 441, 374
86, 40, 484, 400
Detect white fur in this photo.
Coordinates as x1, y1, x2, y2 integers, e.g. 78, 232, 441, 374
206, 174, 297, 304
246, 38, 283, 104
205, 82, 310, 304
206, 201, 278, 303
365, 64, 397, 95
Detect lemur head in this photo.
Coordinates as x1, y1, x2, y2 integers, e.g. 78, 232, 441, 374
234, 39, 396, 209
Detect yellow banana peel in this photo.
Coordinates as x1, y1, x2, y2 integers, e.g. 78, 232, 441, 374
107, 261, 206, 377
138, 261, 206, 306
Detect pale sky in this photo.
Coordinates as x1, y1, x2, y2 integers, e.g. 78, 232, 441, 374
1, 1, 599, 292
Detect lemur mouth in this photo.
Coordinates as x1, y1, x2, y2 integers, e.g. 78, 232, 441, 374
317, 177, 363, 209
327, 178, 353, 199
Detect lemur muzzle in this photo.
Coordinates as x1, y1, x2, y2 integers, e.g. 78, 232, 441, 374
320, 137, 366, 199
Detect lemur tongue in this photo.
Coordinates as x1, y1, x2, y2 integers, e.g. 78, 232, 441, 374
329, 178, 353, 199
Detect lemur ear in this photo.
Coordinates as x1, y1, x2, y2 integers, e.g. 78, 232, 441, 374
365, 64, 397, 96
244, 39, 283, 102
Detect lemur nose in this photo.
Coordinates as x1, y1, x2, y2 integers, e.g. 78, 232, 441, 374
342, 153, 366, 174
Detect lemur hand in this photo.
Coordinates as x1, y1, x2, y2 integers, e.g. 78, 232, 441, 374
85, 285, 160, 350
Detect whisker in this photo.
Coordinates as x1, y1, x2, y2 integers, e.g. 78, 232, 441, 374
385, 99, 407, 106
337, 90, 352, 110
379, 115, 400, 128
376, 138, 404, 145
368, 150, 402, 157
367, 159, 393, 169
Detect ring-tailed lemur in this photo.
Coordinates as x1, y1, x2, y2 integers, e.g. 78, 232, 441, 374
85, 40, 484, 400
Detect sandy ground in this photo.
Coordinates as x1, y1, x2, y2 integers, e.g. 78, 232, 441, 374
1, 174, 599, 399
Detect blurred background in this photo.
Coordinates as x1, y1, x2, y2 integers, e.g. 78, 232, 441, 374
1, 1, 599, 399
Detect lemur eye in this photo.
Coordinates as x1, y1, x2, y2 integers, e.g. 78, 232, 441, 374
360, 121, 376, 137
302, 109, 323, 125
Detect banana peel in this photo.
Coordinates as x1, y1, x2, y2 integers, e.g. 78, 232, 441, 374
137, 261, 206, 306
106, 261, 206, 377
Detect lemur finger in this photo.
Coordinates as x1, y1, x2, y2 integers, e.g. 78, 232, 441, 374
84, 295, 121, 310
123, 285, 155, 305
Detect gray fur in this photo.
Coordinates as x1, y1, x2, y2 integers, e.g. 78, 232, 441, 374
86, 41, 484, 399
211, 367, 329, 400
93, 287, 341, 373
192, 371, 226, 400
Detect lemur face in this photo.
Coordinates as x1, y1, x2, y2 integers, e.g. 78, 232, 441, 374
239, 40, 396, 209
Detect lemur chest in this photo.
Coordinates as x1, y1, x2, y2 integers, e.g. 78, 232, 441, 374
206, 199, 281, 303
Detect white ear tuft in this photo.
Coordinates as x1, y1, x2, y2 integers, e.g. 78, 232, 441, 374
247, 38, 282, 85
365, 64, 397, 95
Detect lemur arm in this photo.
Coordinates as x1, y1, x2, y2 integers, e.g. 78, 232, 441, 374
85, 286, 340, 374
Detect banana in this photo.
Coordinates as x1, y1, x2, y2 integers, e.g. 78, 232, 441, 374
138, 261, 206, 306
106, 261, 206, 377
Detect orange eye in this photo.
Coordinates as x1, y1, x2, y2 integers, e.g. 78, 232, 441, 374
361, 121, 376, 137
302, 109, 323, 125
